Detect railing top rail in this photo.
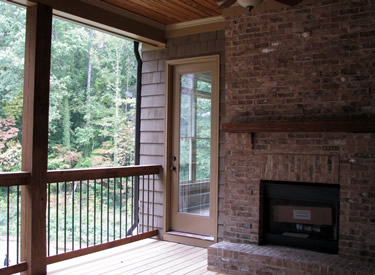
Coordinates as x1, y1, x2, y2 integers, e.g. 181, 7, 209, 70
0, 171, 31, 187
0, 262, 27, 274
47, 164, 162, 183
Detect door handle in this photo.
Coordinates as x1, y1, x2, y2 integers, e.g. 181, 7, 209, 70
170, 165, 176, 171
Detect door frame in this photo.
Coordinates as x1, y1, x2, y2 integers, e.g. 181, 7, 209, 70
163, 55, 219, 247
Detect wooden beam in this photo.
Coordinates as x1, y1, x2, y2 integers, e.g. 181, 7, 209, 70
0, 172, 30, 187
30, 0, 166, 48
7, 0, 35, 6
46, 165, 162, 183
21, 3, 52, 274
0, 262, 28, 275
46, 230, 159, 265
222, 121, 375, 133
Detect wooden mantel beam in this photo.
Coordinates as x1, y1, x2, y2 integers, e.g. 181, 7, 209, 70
222, 121, 375, 133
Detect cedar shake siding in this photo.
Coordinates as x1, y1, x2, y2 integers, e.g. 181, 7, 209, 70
140, 31, 226, 237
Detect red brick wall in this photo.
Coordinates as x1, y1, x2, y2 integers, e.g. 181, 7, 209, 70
225, 0, 375, 123
223, 0, 375, 262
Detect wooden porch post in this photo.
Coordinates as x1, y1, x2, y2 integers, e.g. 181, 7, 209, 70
21, 3, 52, 274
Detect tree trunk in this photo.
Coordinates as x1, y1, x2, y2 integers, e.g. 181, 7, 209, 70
113, 44, 121, 166
62, 96, 70, 148
85, 31, 94, 155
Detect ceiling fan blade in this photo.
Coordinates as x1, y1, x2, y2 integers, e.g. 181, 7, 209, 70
274, 0, 302, 6
218, 0, 237, 9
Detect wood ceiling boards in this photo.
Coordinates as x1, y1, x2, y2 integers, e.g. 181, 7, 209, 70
101, 0, 222, 25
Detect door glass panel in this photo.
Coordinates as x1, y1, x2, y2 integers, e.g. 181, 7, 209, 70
179, 72, 211, 216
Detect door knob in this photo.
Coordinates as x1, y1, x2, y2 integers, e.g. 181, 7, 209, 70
170, 165, 176, 171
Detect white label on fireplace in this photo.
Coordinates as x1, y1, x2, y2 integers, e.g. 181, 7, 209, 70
293, 209, 311, 220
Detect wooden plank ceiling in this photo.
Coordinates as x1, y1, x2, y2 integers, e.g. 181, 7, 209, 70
100, 0, 223, 25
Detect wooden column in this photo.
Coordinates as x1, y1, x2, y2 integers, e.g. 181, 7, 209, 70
21, 3, 52, 274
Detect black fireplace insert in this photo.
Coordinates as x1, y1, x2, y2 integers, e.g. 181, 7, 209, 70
261, 180, 340, 254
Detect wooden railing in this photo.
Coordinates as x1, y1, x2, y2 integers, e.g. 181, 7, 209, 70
0, 172, 30, 275
0, 172, 31, 187
0, 165, 162, 274
45, 165, 162, 264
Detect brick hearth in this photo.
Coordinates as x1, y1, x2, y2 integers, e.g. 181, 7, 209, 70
208, 242, 375, 275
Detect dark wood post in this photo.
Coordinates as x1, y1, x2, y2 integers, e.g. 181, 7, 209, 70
21, 3, 52, 274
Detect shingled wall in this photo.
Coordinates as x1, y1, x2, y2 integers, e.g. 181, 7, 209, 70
140, 30, 226, 238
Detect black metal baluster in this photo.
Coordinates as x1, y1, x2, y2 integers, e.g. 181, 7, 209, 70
107, 178, 110, 242
130, 176, 133, 235
133, 176, 137, 235
142, 175, 145, 233
6, 186, 9, 266
131, 176, 134, 234
125, 177, 128, 237
56, 182, 59, 255
100, 179, 103, 244
152, 174, 155, 229
147, 175, 150, 231
87, 180, 89, 247
119, 177, 122, 239
64, 182, 67, 253
113, 178, 116, 240
94, 179, 97, 245
48, 183, 50, 256
17, 185, 19, 263
80, 180, 82, 249
72, 182, 75, 251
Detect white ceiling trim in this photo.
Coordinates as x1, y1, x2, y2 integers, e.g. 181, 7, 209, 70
165, 16, 225, 38
166, 16, 225, 31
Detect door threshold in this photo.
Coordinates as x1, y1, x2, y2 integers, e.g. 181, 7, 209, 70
167, 231, 214, 241
163, 231, 215, 247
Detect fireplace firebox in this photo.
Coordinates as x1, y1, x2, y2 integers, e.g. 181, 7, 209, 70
261, 181, 340, 254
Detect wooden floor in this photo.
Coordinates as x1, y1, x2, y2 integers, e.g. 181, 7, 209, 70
47, 238, 222, 275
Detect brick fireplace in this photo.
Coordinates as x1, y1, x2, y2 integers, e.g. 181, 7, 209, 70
208, 131, 375, 274
208, 0, 375, 273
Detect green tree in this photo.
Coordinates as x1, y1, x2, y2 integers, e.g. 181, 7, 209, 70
0, 2, 25, 172
0, 2, 25, 122
48, 17, 137, 169
0, 3, 138, 171
0, 117, 21, 171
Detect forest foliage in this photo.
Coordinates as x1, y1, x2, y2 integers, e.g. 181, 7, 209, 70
0, 1, 137, 172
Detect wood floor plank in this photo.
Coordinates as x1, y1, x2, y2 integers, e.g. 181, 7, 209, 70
187, 267, 220, 275
47, 238, 213, 275
66, 241, 181, 274
48, 239, 170, 274
47, 238, 159, 273
142, 249, 207, 274
170, 258, 209, 275
161, 254, 207, 274
47, 240, 143, 272
98, 242, 196, 274
112, 245, 201, 274
202, 271, 222, 275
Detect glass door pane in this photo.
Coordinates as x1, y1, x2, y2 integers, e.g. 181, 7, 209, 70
178, 72, 212, 216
